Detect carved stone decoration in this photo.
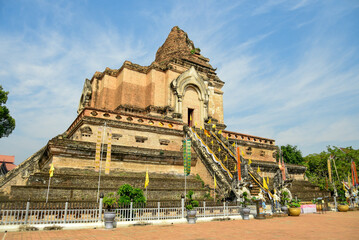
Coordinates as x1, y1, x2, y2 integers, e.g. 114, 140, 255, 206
135, 136, 148, 143
112, 133, 122, 140
159, 139, 170, 145
77, 78, 92, 114
170, 66, 209, 123
80, 126, 92, 135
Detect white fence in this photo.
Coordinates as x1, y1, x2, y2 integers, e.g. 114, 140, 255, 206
0, 199, 248, 226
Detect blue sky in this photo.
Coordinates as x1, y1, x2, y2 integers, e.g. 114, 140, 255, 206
1, 0, 358, 165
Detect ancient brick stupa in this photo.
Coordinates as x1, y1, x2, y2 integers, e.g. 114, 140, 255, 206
1, 27, 324, 202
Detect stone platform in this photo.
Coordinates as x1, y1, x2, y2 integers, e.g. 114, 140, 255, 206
7, 168, 209, 202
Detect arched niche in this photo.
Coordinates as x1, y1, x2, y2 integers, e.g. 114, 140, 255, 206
171, 67, 209, 126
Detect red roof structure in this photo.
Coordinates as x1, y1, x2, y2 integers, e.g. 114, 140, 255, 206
0, 155, 16, 171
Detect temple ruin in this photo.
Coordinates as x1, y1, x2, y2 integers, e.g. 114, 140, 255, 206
0, 26, 326, 202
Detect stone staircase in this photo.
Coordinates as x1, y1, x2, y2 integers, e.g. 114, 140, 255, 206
7, 168, 209, 202
289, 180, 330, 201
185, 126, 265, 199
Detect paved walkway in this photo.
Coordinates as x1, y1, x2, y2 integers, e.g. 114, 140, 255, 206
1, 211, 358, 240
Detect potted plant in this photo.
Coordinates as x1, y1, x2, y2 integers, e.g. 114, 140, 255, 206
312, 198, 323, 211
337, 192, 349, 212
117, 184, 146, 219
103, 192, 117, 229
240, 192, 252, 220
288, 199, 301, 216
280, 190, 290, 214
185, 190, 199, 224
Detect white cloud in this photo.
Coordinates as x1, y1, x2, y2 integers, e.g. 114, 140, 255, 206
0, 15, 146, 164
1, 0, 358, 164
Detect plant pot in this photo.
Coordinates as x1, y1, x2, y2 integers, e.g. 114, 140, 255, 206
186, 209, 197, 224
338, 205, 349, 212
242, 207, 250, 220
316, 204, 322, 211
288, 207, 301, 216
104, 211, 116, 229
281, 206, 288, 214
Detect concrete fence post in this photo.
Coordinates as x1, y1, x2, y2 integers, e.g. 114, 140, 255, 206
203, 201, 206, 218
157, 202, 160, 220
99, 196, 103, 222
181, 198, 185, 218
223, 201, 226, 217
130, 202, 133, 221
24, 200, 30, 225
64, 201, 68, 223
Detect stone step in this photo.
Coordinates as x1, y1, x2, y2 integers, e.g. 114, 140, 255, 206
42, 168, 198, 179
289, 183, 330, 201
10, 185, 208, 201
27, 173, 203, 189
0, 192, 9, 201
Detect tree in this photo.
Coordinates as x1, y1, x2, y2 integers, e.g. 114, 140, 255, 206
0, 85, 15, 138
280, 144, 305, 165
304, 146, 359, 191
117, 184, 146, 205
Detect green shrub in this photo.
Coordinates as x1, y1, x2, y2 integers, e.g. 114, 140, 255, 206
280, 191, 290, 205
117, 184, 146, 205
241, 191, 251, 207
186, 190, 199, 210
288, 199, 301, 208
103, 192, 117, 210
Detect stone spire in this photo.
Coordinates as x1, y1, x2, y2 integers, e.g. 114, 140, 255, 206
154, 26, 213, 69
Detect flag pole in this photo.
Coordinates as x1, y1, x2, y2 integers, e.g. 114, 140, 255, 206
46, 174, 51, 203
97, 122, 106, 202
184, 136, 187, 200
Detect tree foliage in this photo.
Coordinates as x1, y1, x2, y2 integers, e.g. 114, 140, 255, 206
117, 184, 146, 204
280, 144, 305, 165
304, 146, 359, 192
0, 85, 15, 138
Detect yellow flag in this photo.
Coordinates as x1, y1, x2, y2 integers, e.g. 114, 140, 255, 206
212, 124, 216, 129
49, 163, 54, 178
234, 164, 237, 171
211, 140, 213, 145
218, 147, 221, 152
232, 142, 235, 147
263, 177, 268, 189
248, 159, 252, 165
226, 136, 228, 140
195, 121, 198, 127
200, 126, 202, 130
214, 175, 217, 189
218, 130, 222, 134
257, 166, 261, 173
208, 119, 211, 124
145, 170, 149, 188
224, 155, 227, 162
267, 176, 269, 184
190, 115, 192, 121
241, 150, 245, 156
348, 174, 351, 188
